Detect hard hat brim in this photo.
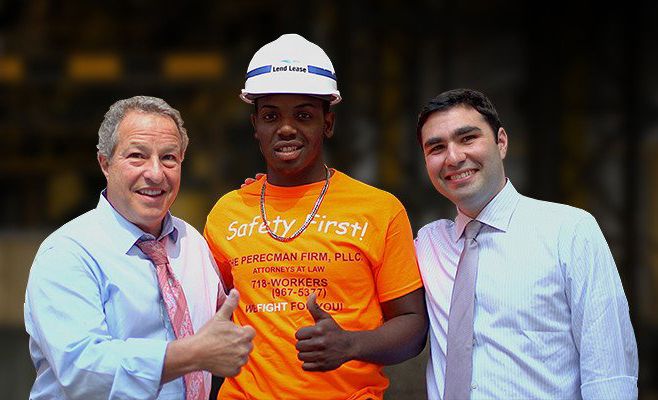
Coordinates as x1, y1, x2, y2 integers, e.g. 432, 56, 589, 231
240, 91, 341, 106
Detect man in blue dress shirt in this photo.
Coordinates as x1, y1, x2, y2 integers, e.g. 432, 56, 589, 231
415, 88, 638, 399
24, 96, 255, 399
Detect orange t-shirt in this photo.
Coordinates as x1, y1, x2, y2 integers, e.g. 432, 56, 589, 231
204, 170, 422, 400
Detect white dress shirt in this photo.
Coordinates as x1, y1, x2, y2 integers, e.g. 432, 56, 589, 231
25, 191, 223, 399
416, 180, 638, 400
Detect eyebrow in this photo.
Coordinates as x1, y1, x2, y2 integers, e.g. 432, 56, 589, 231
258, 102, 318, 110
125, 141, 181, 153
422, 125, 482, 149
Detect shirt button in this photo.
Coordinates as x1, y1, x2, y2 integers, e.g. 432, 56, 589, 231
471, 383, 478, 390
473, 338, 477, 346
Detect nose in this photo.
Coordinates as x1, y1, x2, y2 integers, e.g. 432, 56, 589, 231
276, 117, 298, 138
143, 156, 165, 183
445, 143, 466, 165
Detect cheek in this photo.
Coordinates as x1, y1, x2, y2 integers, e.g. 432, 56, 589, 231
166, 169, 182, 186
255, 127, 274, 140
254, 132, 273, 153
107, 168, 130, 190
122, 169, 142, 188
424, 155, 443, 176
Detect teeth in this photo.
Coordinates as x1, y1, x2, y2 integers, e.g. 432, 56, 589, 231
139, 189, 163, 196
449, 170, 475, 180
278, 146, 299, 152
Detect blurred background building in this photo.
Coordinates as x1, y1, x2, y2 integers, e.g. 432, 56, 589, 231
1, 1, 657, 398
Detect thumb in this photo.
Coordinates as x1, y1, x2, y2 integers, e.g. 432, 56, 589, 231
306, 293, 330, 322
215, 289, 239, 321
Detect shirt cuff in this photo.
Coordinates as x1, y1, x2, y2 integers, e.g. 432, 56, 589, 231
581, 376, 638, 400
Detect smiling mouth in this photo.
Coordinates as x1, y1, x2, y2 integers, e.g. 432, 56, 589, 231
273, 143, 303, 160
446, 169, 476, 181
276, 145, 301, 153
137, 189, 165, 197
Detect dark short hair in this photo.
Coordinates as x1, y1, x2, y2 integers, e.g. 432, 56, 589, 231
416, 88, 502, 145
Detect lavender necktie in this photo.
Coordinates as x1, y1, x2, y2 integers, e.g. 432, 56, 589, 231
444, 220, 483, 400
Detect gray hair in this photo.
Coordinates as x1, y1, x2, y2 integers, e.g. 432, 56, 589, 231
97, 95, 189, 158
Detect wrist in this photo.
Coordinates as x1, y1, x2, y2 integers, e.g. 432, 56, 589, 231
343, 329, 362, 362
165, 335, 203, 376
182, 334, 204, 372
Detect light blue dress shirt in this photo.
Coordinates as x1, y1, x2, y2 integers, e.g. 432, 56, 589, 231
24, 192, 221, 399
416, 181, 638, 400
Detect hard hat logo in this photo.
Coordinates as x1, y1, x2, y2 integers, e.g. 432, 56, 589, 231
240, 34, 342, 105
245, 64, 336, 81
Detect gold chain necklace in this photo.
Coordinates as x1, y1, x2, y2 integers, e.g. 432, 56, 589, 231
259, 165, 330, 242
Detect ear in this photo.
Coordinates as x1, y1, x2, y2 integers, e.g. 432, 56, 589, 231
98, 153, 111, 179
497, 127, 508, 160
324, 111, 335, 139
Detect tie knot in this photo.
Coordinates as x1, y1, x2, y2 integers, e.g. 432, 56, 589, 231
137, 239, 169, 266
464, 220, 482, 240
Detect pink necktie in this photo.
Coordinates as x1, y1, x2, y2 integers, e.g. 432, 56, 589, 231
137, 239, 206, 400
444, 220, 483, 400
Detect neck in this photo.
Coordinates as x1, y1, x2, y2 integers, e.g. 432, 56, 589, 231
137, 221, 162, 238
459, 177, 507, 219
266, 163, 329, 187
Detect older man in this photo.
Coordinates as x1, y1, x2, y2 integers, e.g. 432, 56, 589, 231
24, 96, 254, 400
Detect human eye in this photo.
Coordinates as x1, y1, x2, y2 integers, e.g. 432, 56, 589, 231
296, 111, 312, 121
127, 151, 145, 159
161, 153, 180, 166
426, 144, 444, 155
261, 111, 277, 122
462, 134, 477, 143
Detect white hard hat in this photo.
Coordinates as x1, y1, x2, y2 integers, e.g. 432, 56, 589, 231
240, 34, 342, 105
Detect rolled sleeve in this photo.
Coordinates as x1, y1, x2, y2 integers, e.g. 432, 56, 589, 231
582, 376, 638, 400
562, 214, 639, 399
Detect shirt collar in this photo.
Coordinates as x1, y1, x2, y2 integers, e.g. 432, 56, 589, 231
454, 179, 520, 240
96, 189, 178, 254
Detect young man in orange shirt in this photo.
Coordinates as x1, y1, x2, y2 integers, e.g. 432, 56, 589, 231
204, 34, 427, 399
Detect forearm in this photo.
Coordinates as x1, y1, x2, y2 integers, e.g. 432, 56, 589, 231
161, 336, 202, 383
296, 289, 427, 371
163, 290, 255, 380
347, 312, 427, 365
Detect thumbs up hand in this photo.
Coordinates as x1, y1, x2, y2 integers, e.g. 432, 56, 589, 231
195, 289, 255, 377
215, 288, 240, 321
294, 293, 354, 371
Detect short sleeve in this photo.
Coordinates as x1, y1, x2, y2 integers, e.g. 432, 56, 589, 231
204, 220, 233, 289
373, 207, 423, 303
